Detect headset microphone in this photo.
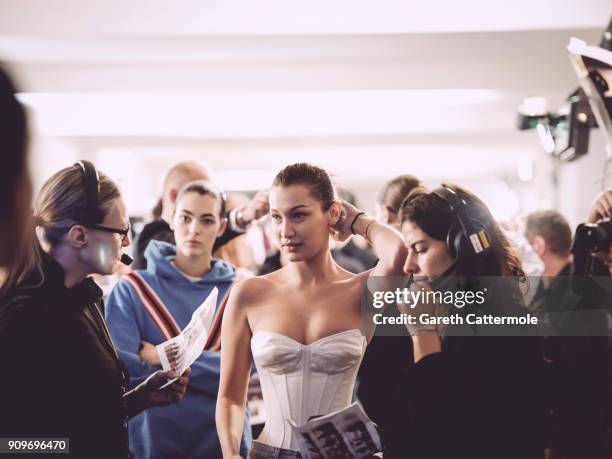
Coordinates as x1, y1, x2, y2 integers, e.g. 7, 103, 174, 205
120, 253, 133, 266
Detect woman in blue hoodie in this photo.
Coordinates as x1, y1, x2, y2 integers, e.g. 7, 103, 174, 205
106, 180, 251, 459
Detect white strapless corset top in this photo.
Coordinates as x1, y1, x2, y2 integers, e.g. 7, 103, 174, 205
251, 328, 366, 451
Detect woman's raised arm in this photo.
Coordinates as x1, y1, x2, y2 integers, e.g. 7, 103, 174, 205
332, 201, 407, 277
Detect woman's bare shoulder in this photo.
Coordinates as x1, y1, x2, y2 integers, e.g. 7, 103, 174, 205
230, 274, 279, 307
337, 269, 372, 285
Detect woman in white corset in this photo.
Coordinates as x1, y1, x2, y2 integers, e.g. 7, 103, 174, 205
216, 163, 407, 458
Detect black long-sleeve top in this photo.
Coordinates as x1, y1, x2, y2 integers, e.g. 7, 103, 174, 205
0, 252, 131, 459
386, 292, 547, 459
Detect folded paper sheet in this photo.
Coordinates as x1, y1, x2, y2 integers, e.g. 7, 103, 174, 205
156, 287, 218, 376
289, 402, 381, 459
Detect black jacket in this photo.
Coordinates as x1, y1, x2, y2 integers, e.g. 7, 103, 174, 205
386, 287, 546, 459
0, 252, 131, 459
132, 218, 241, 270
531, 264, 611, 458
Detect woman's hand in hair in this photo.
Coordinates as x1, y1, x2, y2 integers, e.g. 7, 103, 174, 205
330, 200, 365, 242
139, 341, 161, 366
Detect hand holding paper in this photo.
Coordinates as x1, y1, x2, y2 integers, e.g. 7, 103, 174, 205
155, 288, 218, 377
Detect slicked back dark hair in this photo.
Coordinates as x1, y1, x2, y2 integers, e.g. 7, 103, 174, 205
177, 180, 226, 218
272, 163, 336, 210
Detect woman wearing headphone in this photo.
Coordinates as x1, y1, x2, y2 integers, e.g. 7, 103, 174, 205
0, 163, 190, 459
393, 184, 545, 459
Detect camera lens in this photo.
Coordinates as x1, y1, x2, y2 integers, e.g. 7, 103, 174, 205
574, 221, 612, 252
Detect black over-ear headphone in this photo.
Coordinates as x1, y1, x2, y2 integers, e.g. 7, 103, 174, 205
73, 160, 105, 224
431, 185, 491, 261
72, 160, 133, 266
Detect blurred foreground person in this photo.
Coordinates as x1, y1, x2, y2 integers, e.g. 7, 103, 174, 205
0, 65, 32, 278
0, 162, 189, 459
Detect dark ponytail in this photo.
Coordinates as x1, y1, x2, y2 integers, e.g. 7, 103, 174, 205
272, 163, 336, 210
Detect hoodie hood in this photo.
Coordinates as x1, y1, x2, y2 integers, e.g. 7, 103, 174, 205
143, 240, 236, 285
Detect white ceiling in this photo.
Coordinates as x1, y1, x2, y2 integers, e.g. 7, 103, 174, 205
0, 0, 610, 216
0, 0, 608, 35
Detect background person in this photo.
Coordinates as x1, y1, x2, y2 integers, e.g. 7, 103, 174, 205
375, 174, 421, 225
525, 210, 573, 279
106, 180, 251, 459
525, 208, 610, 459
133, 161, 269, 270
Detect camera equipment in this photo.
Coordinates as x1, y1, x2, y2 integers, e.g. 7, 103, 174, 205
571, 220, 612, 277
575, 220, 612, 253
517, 90, 594, 161
570, 220, 612, 310
517, 16, 612, 163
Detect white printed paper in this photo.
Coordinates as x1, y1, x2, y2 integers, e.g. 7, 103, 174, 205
289, 402, 381, 459
155, 287, 218, 377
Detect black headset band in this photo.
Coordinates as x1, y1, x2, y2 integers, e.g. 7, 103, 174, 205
74, 160, 101, 224
432, 184, 491, 256
432, 185, 476, 235
72, 161, 133, 266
